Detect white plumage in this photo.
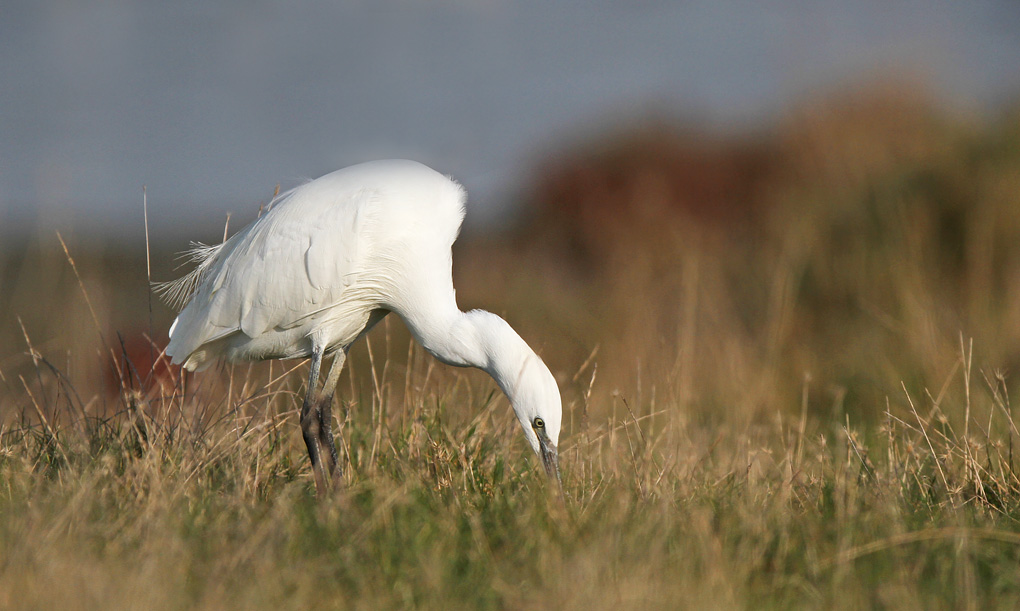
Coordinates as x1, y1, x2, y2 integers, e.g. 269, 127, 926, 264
162, 160, 562, 494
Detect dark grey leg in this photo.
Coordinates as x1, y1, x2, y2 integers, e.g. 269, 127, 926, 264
300, 346, 328, 496
316, 349, 346, 484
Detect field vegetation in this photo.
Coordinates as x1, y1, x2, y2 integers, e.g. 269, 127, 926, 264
3, 86, 1020, 608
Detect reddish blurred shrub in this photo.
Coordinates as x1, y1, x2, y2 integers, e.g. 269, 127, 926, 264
107, 332, 180, 397
526, 123, 778, 267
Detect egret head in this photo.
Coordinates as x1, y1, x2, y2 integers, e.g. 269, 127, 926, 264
508, 353, 563, 489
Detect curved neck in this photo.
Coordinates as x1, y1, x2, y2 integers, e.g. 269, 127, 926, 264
401, 306, 538, 399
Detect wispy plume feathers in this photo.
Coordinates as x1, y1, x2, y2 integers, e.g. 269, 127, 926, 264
153, 241, 224, 310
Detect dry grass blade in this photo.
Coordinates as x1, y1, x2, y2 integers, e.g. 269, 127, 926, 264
822, 527, 1020, 569
903, 381, 951, 495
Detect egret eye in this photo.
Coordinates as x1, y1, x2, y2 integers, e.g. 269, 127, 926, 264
533, 417, 545, 429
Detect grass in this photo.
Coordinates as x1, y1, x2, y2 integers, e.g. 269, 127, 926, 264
4, 337, 1020, 609
4, 86, 1020, 608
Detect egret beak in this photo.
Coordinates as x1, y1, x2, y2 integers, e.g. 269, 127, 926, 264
538, 434, 563, 494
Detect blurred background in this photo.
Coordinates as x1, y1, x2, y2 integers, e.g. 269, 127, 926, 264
3, 1, 1020, 430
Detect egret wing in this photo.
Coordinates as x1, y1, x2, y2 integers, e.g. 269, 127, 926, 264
166, 185, 378, 363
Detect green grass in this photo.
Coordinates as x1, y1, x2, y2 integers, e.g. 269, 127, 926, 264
3, 338, 1020, 609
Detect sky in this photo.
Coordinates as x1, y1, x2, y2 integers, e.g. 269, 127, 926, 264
1, 1, 1019, 241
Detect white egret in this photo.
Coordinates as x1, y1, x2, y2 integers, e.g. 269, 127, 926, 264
161, 160, 562, 495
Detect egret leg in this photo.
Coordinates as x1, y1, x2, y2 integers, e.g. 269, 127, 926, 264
300, 346, 329, 496
316, 349, 347, 484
